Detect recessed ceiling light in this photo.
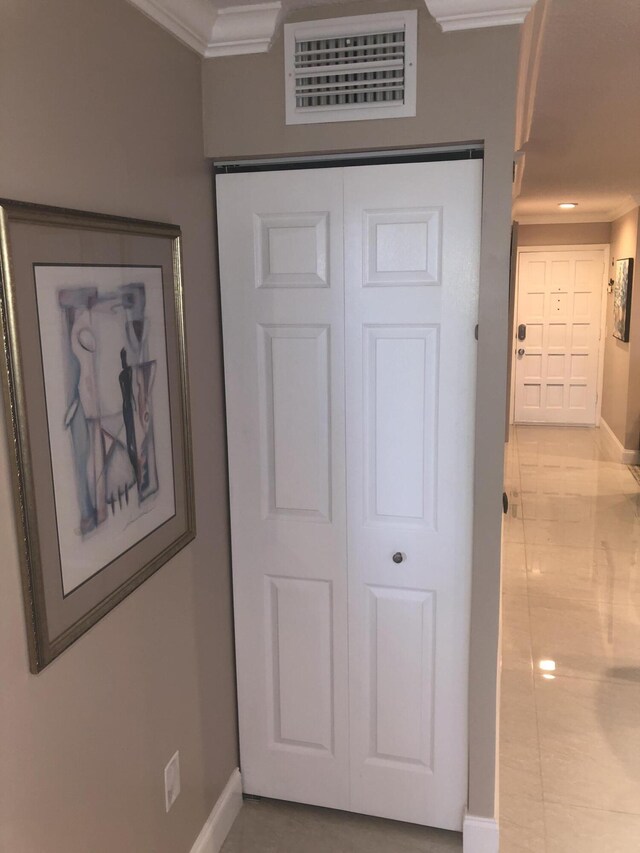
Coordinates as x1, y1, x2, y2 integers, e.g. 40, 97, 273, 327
558, 202, 578, 209
539, 659, 556, 672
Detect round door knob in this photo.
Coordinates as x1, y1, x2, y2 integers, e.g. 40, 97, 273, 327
392, 552, 404, 564
517, 348, 525, 356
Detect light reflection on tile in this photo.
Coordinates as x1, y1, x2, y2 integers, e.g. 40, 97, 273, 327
529, 594, 640, 682
501, 425, 640, 853
525, 544, 640, 606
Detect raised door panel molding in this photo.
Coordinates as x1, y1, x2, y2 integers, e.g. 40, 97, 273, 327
258, 324, 332, 522
125, 0, 282, 57
366, 586, 435, 769
425, 0, 536, 31
254, 212, 329, 288
364, 325, 439, 528
266, 577, 335, 754
364, 209, 442, 287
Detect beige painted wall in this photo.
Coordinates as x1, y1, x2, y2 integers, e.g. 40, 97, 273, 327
602, 208, 640, 449
517, 221, 612, 246
0, 2, 238, 852
204, 0, 520, 820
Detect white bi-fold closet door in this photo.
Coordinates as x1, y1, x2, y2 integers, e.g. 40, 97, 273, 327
216, 159, 482, 832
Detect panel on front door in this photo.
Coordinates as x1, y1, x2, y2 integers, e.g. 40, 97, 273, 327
344, 161, 482, 831
216, 169, 350, 809
514, 251, 603, 425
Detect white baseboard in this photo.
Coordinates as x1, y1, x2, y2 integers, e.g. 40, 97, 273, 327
190, 768, 243, 853
463, 813, 499, 853
598, 418, 640, 465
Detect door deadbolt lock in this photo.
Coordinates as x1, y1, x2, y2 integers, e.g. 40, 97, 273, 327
392, 552, 405, 564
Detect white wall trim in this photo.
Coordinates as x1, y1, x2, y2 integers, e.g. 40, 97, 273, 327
514, 0, 548, 151
190, 768, 243, 853
126, 0, 210, 54
599, 418, 640, 465
125, 0, 282, 57
206, 3, 282, 57
512, 0, 549, 200
425, 0, 535, 31
516, 213, 617, 225
516, 195, 640, 226
607, 194, 640, 224
463, 813, 499, 853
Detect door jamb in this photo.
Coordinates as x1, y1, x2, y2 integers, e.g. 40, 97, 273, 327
509, 243, 610, 426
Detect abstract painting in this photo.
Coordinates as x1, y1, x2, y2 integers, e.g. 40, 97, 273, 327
0, 199, 195, 671
613, 257, 633, 342
36, 266, 175, 594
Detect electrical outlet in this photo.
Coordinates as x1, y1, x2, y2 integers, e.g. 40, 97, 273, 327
164, 750, 181, 813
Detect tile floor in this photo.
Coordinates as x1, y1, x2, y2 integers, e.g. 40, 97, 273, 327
222, 424, 640, 852
501, 425, 640, 852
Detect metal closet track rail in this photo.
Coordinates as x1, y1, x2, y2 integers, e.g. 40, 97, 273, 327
213, 144, 484, 174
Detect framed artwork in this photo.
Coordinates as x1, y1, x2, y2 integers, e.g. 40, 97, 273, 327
0, 200, 195, 672
613, 257, 633, 342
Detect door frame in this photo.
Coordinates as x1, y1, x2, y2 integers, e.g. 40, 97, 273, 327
216, 158, 482, 830
509, 243, 610, 426
214, 141, 510, 842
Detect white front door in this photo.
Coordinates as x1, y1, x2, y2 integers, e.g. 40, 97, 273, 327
216, 158, 482, 831
514, 249, 604, 425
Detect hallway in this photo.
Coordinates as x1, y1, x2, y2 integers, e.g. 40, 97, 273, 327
500, 425, 640, 852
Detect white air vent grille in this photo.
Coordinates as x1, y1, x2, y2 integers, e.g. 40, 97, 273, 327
285, 11, 417, 125
295, 31, 406, 109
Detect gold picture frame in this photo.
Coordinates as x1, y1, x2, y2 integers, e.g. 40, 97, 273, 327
613, 257, 633, 343
0, 200, 195, 672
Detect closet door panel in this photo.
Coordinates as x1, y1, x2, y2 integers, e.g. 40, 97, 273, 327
218, 159, 483, 831
344, 160, 482, 831
216, 169, 349, 808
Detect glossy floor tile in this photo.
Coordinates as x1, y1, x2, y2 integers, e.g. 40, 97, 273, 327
500, 794, 545, 853
500, 425, 640, 853
544, 802, 640, 853
535, 673, 640, 814
221, 799, 462, 852
499, 669, 543, 801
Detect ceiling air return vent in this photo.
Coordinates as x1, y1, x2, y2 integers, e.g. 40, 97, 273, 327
284, 11, 417, 126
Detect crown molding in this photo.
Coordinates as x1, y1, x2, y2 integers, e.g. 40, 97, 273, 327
128, 0, 534, 55
125, 0, 282, 57
515, 214, 617, 225
425, 0, 536, 31
514, 0, 548, 149
206, 2, 282, 57
607, 194, 640, 223
126, 0, 211, 53
515, 194, 640, 225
